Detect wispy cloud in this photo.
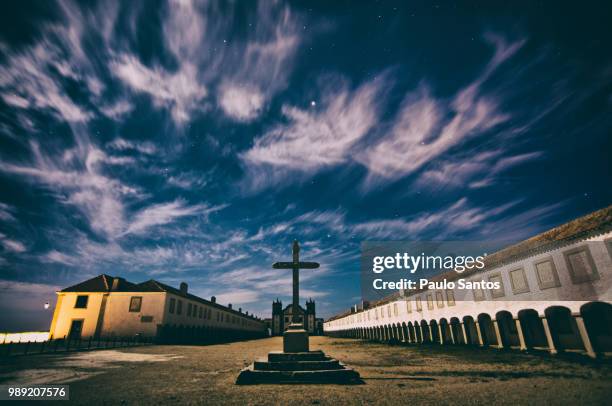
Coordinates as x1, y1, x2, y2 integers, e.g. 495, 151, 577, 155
218, 83, 264, 122
42, 250, 77, 266
216, 3, 301, 121
111, 55, 207, 124
0, 203, 17, 222
241, 74, 388, 189
416, 150, 544, 190
107, 138, 157, 156
0, 232, 26, 253
124, 200, 226, 236
351, 198, 520, 239
108, 0, 303, 125
358, 34, 525, 187
0, 141, 133, 238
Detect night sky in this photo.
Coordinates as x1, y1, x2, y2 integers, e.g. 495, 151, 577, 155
1, 1, 611, 331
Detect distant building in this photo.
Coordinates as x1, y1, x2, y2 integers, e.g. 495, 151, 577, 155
271, 298, 323, 335
49, 274, 266, 343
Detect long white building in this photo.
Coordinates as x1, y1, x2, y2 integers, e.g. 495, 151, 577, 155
325, 205, 612, 358
49, 275, 267, 343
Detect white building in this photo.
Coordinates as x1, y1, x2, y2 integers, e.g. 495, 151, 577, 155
325, 205, 612, 358
49, 275, 266, 342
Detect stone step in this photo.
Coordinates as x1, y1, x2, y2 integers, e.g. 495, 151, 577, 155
235, 365, 362, 385
253, 359, 342, 371
267, 350, 327, 362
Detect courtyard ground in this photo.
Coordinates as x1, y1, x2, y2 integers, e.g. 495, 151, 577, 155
1, 336, 611, 405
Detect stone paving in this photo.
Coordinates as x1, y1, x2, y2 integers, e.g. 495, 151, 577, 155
1, 336, 611, 405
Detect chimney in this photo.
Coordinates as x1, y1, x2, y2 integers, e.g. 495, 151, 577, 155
228, 303, 232, 309
238, 308, 242, 313
180, 282, 188, 295
111, 278, 121, 291
246, 311, 249, 316
211, 296, 216, 303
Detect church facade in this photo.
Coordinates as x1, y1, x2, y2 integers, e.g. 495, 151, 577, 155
49, 274, 267, 343
270, 298, 322, 335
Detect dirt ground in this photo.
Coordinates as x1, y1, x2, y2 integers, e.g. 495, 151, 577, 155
1, 336, 611, 405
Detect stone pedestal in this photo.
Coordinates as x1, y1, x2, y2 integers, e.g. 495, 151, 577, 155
283, 324, 309, 353
236, 350, 362, 384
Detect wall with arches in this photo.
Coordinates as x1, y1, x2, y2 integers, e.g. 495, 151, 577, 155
325, 230, 612, 359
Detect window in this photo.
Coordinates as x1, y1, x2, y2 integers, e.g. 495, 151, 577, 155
509, 268, 530, 294
129, 296, 142, 312
534, 258, 561, 289
406, 299, 412, 313
381, 307, 385, 318
446, 290, 455, 306
387, 305, 391, 317
169, 298, 176, 314
177, 300, 183, 315
473, 283, 485, 301
415, 297, 422, 312
187, 303, 192, 317
426, 294, 434, 310
436, 291, 444, 308
564, 246, 599, 284
488, 273, 505, 298
74, 295, 88, 309
393, 303, 398, 316
606, 238, 612, 260
199, 307, 203, 319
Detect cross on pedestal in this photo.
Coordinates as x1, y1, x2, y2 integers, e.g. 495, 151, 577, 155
273, 240, 319, 326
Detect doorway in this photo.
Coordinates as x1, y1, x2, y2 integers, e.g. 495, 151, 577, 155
69, 319, 84, 340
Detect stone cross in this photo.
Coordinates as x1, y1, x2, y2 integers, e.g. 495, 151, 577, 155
273, 240, 319, 325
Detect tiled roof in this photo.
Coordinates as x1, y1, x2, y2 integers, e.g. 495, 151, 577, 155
61, 274, 139, 292
483, 204, 612, 268
60, 275, 263, 321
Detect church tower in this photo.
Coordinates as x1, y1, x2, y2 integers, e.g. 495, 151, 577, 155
272, 299, 283, 335
306, 298, 316, 334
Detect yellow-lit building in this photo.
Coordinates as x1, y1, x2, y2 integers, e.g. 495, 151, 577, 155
49, 274, 266, 342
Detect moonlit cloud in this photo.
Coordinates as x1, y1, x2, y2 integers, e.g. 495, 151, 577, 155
0, 233, 26, 253
124, 200, 225, 236
351, 198, 519, 239
43, 250, 77, 266
242, 74, 387, 188
416, 150, 544, 190
0, 43, 92, 122
109, 0, 302, 124
218, 84, 264, 122
107, 138, 158, 156
358, 35, 524, 187
0, 141, 133, 238
111, 56, 207, 124
0, 203, 17, 222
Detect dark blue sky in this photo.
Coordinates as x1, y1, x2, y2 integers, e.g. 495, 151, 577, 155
0, 0, 611, 331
